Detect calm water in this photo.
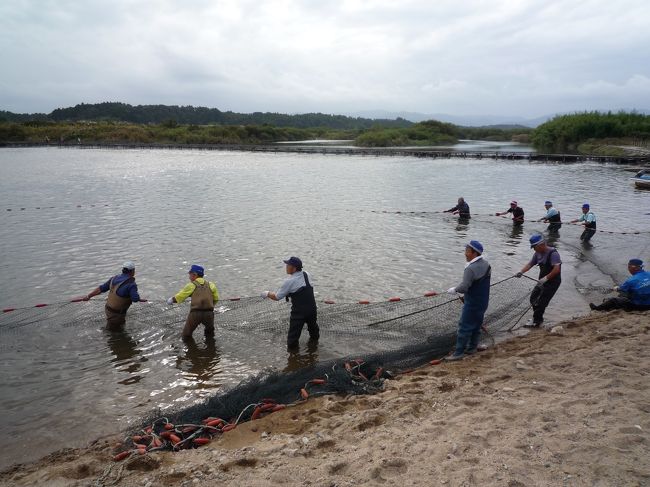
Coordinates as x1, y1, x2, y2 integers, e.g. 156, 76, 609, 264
0, 147, 648, 468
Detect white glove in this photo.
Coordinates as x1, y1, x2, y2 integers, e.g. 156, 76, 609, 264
447, 287, 456, 294
613, 286, 619, 292
538, 276, 548, 285
261, 291, 269, 299
166, 297, 174, 305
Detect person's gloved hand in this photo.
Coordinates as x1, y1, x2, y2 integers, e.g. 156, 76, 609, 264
613, 285, 619, 292
140, 299, 148, 303
537, 276, 548, 286
515, 272, 523, 278
261, 291, 269, 299
166, 297, 174, 305
446, 287, 456, 294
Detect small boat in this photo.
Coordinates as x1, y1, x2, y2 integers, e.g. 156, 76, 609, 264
631, 169, 650, 189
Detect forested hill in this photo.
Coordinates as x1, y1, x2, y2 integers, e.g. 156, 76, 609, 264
0, 102, 412, 129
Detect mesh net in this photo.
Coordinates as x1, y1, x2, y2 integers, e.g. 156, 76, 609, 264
1, 276, 534, 439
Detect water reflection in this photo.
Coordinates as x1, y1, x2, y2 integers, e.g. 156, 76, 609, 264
106, 330, 144, 384
507, 223, 524, 243
175, 336, 221, 383
544, 223, 562, 246
284, 340, 319, 372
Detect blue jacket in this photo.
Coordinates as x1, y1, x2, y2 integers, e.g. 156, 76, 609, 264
619, 270, 650, 306
99, 273, 141, 302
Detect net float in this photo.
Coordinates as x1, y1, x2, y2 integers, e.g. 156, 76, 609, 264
430, 359, 442, 365
358, 300, 370, 304
206, 418, 224, 427
260, 403, 277, 412
389, 297, 401, 302
169, 434, 181, 444
271, 404, 286, 412
309, 378, 326, 385
113, 451, 131, 462
182, 426, 198, 434
164, 423, 175, 430
222, 424, 237, 432
251, 407, 262, 420
300, 388, 309, 400
193, 437, 211, 445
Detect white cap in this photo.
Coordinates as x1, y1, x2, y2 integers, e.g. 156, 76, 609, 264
122, 261, 135, 270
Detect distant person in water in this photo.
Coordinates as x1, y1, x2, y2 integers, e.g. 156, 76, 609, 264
444, 240, 491, 361
84, 261, 144, 331
516, 234, 562, 328
539, 200, 561, 231
261, 257, 319, 351
496, 200, 524, 224
570, 203, 597, 242
590, 259, 650, 312
167, 265, 219, 340
444, 197, 471, 219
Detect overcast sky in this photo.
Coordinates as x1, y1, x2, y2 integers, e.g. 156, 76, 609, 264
1, 0, 649, 118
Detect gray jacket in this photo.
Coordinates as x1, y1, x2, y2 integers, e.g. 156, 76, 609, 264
455, 257, 491, 294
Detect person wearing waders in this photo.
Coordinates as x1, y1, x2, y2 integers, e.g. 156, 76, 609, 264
444, 197, 471, 219
444, 241, 491, 361
84, 261, 143, 331
262, 256, 319, 351
167, 265, 219, 340
570, 203, 597, 243
516, 234, 562, 327
539, 200, 562, 231
496, 200, 525, 224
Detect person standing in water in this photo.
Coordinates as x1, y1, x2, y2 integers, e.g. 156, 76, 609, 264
539, 200, 561, 228
167, 265, 219, 340
84, 261, 143, 331
444, 197, 471, 219
496, 200, 525, 224
570, 203, 597, 242
262, 256, 319, 351
444, 241, 491, 361
516, 234, 562, 328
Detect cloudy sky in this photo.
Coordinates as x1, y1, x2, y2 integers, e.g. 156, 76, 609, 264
1, 0, 649, 118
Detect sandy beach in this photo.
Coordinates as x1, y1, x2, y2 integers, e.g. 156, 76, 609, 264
1, 310, 648, 487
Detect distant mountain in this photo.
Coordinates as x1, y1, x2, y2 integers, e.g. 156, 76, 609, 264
351, 109, 650, 128
350, 110, 552, 127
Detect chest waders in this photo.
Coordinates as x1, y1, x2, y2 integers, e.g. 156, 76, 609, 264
183, 281, 216, 340
286, 273, 319, 349
530, 249, 561, 326
105, 277, 134, 331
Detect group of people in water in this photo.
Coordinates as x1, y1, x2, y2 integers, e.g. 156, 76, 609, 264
83, 196, 648, 360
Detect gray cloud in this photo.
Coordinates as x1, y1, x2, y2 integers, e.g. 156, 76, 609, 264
1, 0, 649, 117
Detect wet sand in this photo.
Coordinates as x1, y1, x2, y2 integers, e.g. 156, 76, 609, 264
2, 310, 648, 487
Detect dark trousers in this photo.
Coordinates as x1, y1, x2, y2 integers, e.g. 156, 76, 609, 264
454, 306, 486, 355
183, 310, 215, 339
594, 297, 650, 312
287, 312, 319, 348
530, 278, 561, 325
581, 228, 596, 241
105, 307, 127, 331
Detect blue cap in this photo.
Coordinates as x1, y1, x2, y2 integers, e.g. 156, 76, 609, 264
582, 203, 590, 209
283, 256, 303, 269
189, 264, 204, 276
629, 258, 643, 267
529, 234, 545, 248
466, 240, 483, 254
544, 200, 552, 206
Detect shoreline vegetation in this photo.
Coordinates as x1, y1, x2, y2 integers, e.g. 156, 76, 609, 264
1, 103, 649, 155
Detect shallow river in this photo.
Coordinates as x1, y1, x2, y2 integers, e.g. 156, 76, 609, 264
0, 147, 648, 468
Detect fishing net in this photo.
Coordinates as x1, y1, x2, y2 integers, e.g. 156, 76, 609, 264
0, 275, 535, 456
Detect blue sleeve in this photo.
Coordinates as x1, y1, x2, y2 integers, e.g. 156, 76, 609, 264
275, 279, 294, 300
619, 276, 634, 293
129, 282, 141, 302
99, 279, 111, 293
